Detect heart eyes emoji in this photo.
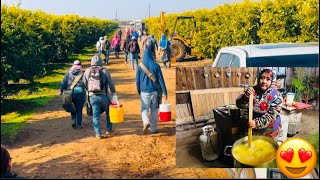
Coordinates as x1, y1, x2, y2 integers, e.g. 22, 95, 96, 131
280, 148, 312, 162
298, 148, 312, 162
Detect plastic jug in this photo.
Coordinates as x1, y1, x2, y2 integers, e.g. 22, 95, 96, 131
109, 102, 124, 123
159, 100, 171, 122
199, 125, 219, 161
286, 92, 295, 106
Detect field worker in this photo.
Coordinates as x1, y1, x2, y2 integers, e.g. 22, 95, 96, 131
136, 39, 168, 135
158, 34, 171, 69
82, 55, 118, 139
96, 37, 106, 56
60, 60, 86, 129
128, 36, 140, 70
142, 35, 157, 60
122, 34, 131, 64
236, 68, 283, 141
149, 35, 158, 60
111, 34, 121, 59
125, 26, 131, 37
103, 35, 111, 65
117, 28, 123, 41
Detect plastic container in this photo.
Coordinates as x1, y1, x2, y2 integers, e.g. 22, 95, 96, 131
159, 101, 171, 122
109, 103, 124, 123
199, 125, 219, 161
278, 115, 289, 144
286, 92, 295, 106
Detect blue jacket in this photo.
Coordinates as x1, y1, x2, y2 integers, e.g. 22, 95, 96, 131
159, 34, 171, 56
136, 48, 167, 96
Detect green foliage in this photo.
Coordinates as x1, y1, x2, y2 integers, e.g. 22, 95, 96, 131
144, 0, 318, 59
306, 132, 319, 168
1, 4, 118, 100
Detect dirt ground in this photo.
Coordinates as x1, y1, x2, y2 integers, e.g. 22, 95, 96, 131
5, 34, 232, 179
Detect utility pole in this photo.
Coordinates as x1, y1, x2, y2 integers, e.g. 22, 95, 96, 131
148, 1, 150, 18
15, 0, 22, 7
115, 8, 118, 21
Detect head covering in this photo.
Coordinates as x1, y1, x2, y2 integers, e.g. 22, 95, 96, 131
142, 43, 154, 63
131, 36, 135, 40
257, 67, 277, 83
91, 55, 102, 66
144, 38, 152, 49
159, 34, 167, 48
257, 67, 277, 89
99, 37, 103, 41
70, 60, 82, 71
73, 60, 81, 65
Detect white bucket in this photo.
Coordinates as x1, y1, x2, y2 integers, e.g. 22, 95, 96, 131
286, 93, 295, 106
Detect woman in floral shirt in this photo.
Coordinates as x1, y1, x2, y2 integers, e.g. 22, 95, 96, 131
236, 68, 283, 141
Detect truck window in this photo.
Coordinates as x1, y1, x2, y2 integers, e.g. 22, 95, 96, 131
216, 53, 240, 67
230, 55, 240, 67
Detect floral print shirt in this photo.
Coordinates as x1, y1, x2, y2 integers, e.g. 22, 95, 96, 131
236, 86, 283, 141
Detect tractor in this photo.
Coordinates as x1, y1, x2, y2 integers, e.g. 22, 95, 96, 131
160, 11, 197, 62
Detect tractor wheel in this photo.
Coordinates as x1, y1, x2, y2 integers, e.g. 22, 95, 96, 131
171, 40, 186, 62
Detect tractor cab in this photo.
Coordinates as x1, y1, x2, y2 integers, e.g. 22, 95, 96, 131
169, 16, 197, 62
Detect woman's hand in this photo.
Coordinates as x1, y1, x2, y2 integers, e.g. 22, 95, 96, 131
245, 87, 255, 97
248, 120, 256, 128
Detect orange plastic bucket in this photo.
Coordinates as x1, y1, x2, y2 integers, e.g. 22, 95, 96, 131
109, 103, 124, 123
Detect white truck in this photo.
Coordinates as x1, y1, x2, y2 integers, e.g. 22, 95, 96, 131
212, 42, 319, 67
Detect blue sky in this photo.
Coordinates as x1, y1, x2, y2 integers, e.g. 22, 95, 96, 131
1, 0, 246, 21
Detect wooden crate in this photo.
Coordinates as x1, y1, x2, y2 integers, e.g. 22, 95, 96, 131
190, 87, 244, 122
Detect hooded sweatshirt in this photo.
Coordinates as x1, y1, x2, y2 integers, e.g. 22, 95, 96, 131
60, 65, 84, 94
123, 35, 131, 51
136, 46, 167, 96
111, 34, 120, 47
82, 55, 116, 96
159, 34, 171, 56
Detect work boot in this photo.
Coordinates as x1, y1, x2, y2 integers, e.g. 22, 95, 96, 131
143, 123, 150, 135
106, 130, 115, 137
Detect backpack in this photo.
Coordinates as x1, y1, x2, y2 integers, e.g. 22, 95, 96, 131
88, 67, 104, 92
129, 41, 137, 53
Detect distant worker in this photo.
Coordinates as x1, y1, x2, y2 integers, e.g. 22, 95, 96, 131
111, 34, 121, 59
142, 35, 158, 60
145, 25, 149, 36
96, 37, 106, 56
158, 34, 171, 69
103, 35, 111, 64
128, 36, 140, 70
117, 28, 123, 41
138, 28, 142, 42
123, 34, 131, 64
125, 26, 131, 37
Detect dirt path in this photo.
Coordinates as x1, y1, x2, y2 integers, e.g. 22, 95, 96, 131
6, 33, 231, 179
